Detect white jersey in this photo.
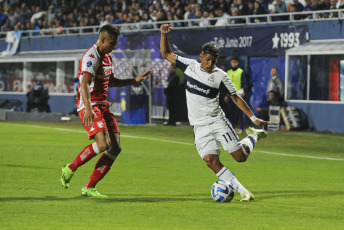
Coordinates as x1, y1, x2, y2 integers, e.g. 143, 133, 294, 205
176, 55, 236, 126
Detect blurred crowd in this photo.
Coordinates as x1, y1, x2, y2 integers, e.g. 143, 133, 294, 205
1, 0, 344, 35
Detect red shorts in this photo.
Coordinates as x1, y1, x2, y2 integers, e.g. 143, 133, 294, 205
79, 105, 120, 140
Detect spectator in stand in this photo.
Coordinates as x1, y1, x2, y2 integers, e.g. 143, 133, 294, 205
199, 10, 210, 27
10, 6, 21, 28
319, 0, 331, 9
219, 0, 231, 11
289, 4, 303, 19
310, 0, 321, 10
40, 20, 52, 35
328, 0, 338, 18
248, 1, 255, 14
20, 3, 32, 24
30, 6, 45, 27
293, 0, 305, 11
140, 12, 154, 29
271, 0, 288, 13
271, 0, 288, 21
0, 8, 8, 26
174, 0, 185, 13
174, 8, 185, 27
236, 0, 250, 15
329, 0, 338, 8
193, 10, 203, 26
149, 5, 157, 21
230, 7, 246, 23
252, 1, 267, 22
156, 10, 167, 28
99, 14, 109, 26
339, 0, 344, 8
69, 20, 79, 33
304, 0, 313, 10
184, 4, 192, 20
215, 7, 230, 26
47, 5, 57, 23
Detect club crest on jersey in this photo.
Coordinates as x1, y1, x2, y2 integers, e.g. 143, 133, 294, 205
208, 75, 215, 82
97, 121, 104, 128
87, 61, 93, 67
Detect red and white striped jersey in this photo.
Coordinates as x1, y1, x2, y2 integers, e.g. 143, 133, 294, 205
76, 45, 114, 111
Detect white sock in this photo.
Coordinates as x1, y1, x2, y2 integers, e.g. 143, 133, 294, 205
239, 134, 257, 157
92, 142, 101, 154
216, 167, 248, 195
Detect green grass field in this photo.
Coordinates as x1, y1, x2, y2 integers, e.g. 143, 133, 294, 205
0, 121, 343, 229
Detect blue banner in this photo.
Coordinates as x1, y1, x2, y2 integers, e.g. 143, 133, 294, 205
168, 25, 308, 57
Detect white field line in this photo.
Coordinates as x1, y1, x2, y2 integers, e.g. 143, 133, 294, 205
3, 123, 344, 162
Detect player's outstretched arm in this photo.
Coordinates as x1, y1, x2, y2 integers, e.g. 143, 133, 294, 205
160, 24, 176, 65
109, 70, 151, 87
230, 94, 270, 129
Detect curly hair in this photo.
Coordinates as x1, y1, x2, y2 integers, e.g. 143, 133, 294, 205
201, 42, 220, 58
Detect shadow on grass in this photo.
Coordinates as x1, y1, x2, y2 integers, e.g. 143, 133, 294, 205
254, 190, 344, 200
0, 164, 49, 169
0, 194, 210, 203
3, 191, 341, 203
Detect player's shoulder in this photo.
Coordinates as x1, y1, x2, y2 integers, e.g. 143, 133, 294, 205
83, 45, 99, 60
212, 67, 227, 77
177, 55, 198, 65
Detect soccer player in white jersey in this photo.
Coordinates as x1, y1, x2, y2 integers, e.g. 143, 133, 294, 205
60, 24, 151, 198
160, 24, 270, 202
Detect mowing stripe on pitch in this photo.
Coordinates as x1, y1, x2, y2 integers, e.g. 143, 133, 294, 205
4, 123, 344, 162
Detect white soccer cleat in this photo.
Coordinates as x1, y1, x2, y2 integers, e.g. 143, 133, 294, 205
240, 191, 255, 202
245, 127, 267, 140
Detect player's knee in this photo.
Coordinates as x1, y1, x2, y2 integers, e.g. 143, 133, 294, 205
203, 155, 220, 168
233, 152, 247, 162
113, 146, 121, 155
97, 141, 109, 153
108, 144, 121, 156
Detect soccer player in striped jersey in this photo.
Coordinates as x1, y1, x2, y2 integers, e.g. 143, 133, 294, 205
160, 24, 269, 202
60, 24, 151, 198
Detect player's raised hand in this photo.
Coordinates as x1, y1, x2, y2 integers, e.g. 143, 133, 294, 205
160, 24, 172, 34
135, 70, 152, 83
253, 118, 270, 130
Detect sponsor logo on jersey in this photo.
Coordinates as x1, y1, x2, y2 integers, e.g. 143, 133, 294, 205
103, 66, 112, 76
89, 54, 95, 59
87, 61, 93, 67
187, 81, 211, 95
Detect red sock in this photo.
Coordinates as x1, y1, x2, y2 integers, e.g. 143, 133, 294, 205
68, 143, 99, 172
84, 153, 115, 189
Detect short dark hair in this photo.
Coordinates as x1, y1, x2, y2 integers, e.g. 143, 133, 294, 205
202, 42, 220, 58
231, 56, 239, 61
99, 24, 120, 37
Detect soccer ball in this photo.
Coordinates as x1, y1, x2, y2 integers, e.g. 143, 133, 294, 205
211, 180, 235, 202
